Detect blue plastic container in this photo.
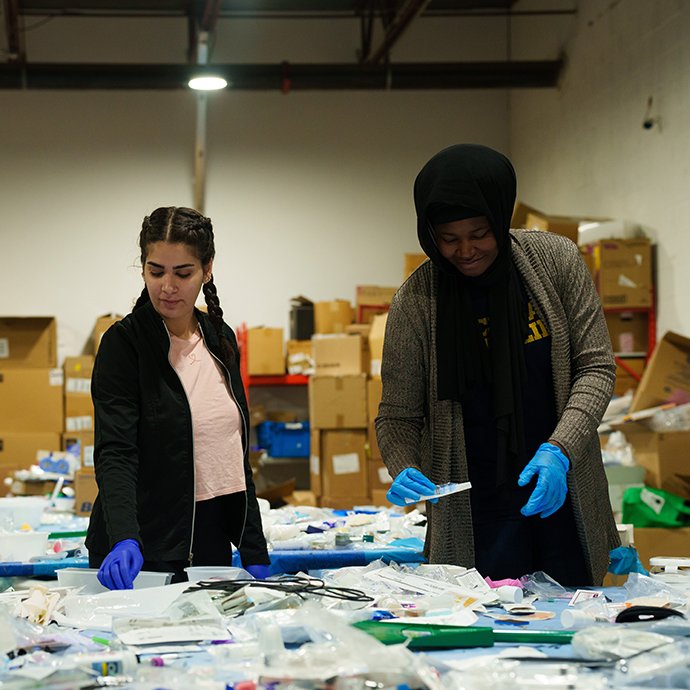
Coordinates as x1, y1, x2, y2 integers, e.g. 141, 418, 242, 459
256, 421, 310, 458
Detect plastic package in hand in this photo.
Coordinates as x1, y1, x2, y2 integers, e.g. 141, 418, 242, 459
518, 442, 569, 518
245, 564, 271, 579
97, 539, 144, 590
386, 467, 437, 506
609, 545, 648, 575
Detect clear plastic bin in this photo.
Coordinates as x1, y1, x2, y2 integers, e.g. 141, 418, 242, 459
57, 567, 173, 593
184, 566, 249, 583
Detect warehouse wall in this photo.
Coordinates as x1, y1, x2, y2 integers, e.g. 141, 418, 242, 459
0, 90, 509, 363
510, 0, 690, 338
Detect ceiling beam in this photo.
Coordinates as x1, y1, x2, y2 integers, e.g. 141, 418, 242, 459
361, 0, 431, 66
2, 0, 25, 64
0, 59, 563, 89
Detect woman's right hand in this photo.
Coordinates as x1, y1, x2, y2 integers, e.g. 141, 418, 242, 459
386, 467, 437, 506
97, 539, 144, 590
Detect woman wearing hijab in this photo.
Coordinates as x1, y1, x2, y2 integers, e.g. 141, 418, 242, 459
375, 143, 620, 586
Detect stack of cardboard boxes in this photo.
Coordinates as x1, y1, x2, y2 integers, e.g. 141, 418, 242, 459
0, 317, 63, 495
611, 331, 690, 568
308, 291, 397, 510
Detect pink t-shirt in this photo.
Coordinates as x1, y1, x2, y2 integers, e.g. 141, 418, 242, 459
169, 328, 246, 501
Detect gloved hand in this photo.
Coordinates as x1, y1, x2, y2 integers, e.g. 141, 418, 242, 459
518, 442, 569, 518
245, 564, 271, 579
97, 539, 144, 590
608, 545, 648, 575
386, 467, 437, 506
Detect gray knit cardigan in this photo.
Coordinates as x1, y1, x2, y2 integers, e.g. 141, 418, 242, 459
375, 229, 620, 585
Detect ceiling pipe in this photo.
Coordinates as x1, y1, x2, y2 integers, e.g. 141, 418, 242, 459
0, 60, 562, 90
2, 0, 25, 64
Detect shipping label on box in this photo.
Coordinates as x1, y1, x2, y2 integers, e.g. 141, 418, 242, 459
0, 317, 57, 368
308, 375, 367, 429
247, 327, 285, 376
309, 430, 322, 497
313, 334, 367, 376
0, 368, 64, 432
368, 459, 393, 491
631, 331, 690, 412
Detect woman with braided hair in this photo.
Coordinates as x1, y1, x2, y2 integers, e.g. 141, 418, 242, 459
85, 206, 270, 589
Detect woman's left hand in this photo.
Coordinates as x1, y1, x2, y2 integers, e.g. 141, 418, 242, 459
518, 443, 570, 518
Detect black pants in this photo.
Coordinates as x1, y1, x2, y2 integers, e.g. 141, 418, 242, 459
90, 493, 243, 584
473, 498, 591, 586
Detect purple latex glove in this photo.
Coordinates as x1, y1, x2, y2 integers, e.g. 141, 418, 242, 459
386, 467, 438, 506
245, 564, 271, 579
97, 539, 144, 590
518, 442, 570, 518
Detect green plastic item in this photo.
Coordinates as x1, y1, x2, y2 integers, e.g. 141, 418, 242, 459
352, 621, 494, 649
622, 486, 690, 528
47, 530, 88, 539
353, 621, 576, 649
493, 629, 575, 645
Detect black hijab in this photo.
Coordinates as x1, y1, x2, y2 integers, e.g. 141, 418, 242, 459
414, 143, 528, 486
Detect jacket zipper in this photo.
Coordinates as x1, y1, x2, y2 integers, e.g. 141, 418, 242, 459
198, 326, 250, 551
163, 322, 197, 566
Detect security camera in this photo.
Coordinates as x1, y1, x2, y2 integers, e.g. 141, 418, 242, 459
643, 118, 655, 130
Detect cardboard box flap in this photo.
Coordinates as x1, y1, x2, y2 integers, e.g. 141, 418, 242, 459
631, 331, 690, 412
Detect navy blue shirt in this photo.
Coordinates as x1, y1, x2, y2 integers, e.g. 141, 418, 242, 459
462, 283, 558, 520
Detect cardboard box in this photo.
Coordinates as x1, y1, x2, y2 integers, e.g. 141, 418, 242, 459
64, 356, 94, 432
289, 296, 314, 341
631, 331, 690, 412
74, 467, 98, 516
0, 368, 64, 432
367, 377, 383, 423
511, 201, 540, 229
8, 477, 58, 497
86, 313, 123, 355
308, 375, 367, 429
247, 327, 285, 376
404, 253, 427, 281
368, 313, 387, 377
285, 339, 313, 376
62, 431, 95, 468
632, 527, 690, 570
284, 490, 318, 507
313, 300, 354, 334
615, 357, 646, 397
611, 421, 690, 499
0, 317, 57, 368
590, 238, 653, 308
370, 488, 394, 508
0, 432, 62, 492
606, 311, 649, 355
368, 458, 393, 492
367, 421, 381, 460
355, 286, 397, 325
310, 428, 368, 499
312, 334, 368, 376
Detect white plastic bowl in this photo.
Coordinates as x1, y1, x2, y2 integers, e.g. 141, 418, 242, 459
0, 497, 48, 530
184, 566, 249, 583
0, 531, 49, 562
57, 568, 174, 593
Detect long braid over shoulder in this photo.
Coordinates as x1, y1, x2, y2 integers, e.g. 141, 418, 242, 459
135, 206, 235, 368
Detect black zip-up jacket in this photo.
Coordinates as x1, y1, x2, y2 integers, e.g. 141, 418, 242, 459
85, 301, 269, 567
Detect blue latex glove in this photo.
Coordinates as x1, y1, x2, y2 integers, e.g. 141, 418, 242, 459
387, 467, 437, 506
518, 442, 570, 518
608, 545, 648, 575
97, 539, 144, 590
245, 564, 271, 579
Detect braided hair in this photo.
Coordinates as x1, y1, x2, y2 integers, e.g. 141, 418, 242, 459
134, 206, 234, 366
